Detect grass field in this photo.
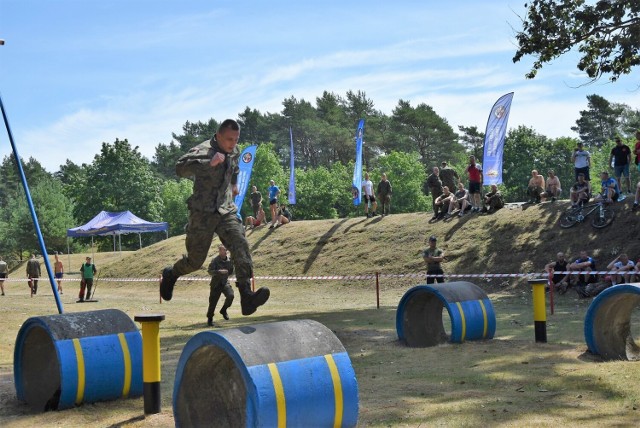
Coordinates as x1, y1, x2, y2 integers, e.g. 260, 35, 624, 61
1, 203, 640, 427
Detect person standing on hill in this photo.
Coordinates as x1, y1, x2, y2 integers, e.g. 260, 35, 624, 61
0, 255, 7, 296
634, 131, 640, 174
571, 142, 591, 181
609, 137, 632, 194
79, 256, 97, 302
159, 119, 269, 317
466, 156, 483, 212
250, 185, 262, 219
427, 167, 444, 220
377, 173, 393, 216
26, 254, 41, 295
206, 245, 235, 326
439, 161, 459, 193
268, 180, 281, 228
423, 235, 445, 284
361, 172, 377, 218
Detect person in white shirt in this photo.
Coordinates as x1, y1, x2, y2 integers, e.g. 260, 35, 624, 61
361, 173, 377, 218
571, 142, 591, 181
607, 254, 635, 285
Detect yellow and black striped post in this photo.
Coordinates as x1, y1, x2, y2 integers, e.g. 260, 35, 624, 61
134, 313, 165, 414
529, 279, 547, 343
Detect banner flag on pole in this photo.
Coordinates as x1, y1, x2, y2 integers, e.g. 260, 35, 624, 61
234, 145, 257, 219
352, 119, 365, 206
482, 92, 514, 185
288, 126, 296, 205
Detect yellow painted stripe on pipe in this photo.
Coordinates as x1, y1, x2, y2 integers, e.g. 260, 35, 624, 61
479, 299, 488, 339
267, 363, 286, 428
455, 301, 467, 342
324, 354, 344, 428
72, 338, 85, 405
118, 333, 132, 398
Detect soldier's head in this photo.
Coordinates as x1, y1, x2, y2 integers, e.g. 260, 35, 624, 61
215, 119, 241, 154
490, 184, 498, 192
218, 245, 227, 257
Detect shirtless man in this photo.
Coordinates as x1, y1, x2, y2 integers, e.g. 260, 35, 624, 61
527, 170, 545, 204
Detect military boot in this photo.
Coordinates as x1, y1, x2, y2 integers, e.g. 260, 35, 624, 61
160, 267, 178, 301
237, 281, 270, 316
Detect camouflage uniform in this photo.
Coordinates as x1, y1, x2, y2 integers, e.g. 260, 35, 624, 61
172, 138, 251, 283
206, 253, 235, 320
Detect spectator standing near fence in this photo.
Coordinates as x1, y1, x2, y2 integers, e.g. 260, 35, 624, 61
0, 256, 7, 296
26, 254, 40, 296
423, 235, 445, 284
79, 256, 97, 302
54, 252, 64, 294
377, 173, 392, 216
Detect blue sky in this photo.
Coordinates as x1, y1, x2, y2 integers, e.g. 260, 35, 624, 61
0, 0, 637, 172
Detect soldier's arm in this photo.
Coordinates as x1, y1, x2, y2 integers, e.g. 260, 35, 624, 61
175, 144, 214, 178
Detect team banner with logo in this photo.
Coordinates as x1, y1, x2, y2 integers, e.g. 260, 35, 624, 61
352, 119, 365, 206
234, 145, 257, 219
288, 126, 296, 205
482, 92, 514, 185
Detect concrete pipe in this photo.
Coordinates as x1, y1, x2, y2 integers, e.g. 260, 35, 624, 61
396, 282, 496, 347
585, 284, 640, 360
14, 309, 143, 411
173, 319, 358, 427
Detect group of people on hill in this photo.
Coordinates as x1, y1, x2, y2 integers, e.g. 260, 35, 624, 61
545, 250, 640, 299
424, 156, 504, 220
544, 131, 640, 208
246, 181, 292, 230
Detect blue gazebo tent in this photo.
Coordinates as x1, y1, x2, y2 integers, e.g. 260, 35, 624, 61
67, 211, 169, 254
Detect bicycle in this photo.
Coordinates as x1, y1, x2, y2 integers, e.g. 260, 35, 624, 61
559, 200, 615, 229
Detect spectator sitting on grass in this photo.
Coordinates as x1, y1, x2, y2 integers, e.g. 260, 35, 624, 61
245, 206, 266, 230
545, 252, 571, 295
527, 170, 545, 204
434, 186, 455, 219
594, 171, 619, 204
542, 170, 561, 202
271, 203, 292, 228
607, 253, 635, 285
482, 184, 504, 214
570, 173, 591, 207
570, 250, 597, 298
452, 182, 471, 217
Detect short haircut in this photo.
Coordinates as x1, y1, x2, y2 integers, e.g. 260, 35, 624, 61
577, 173, 585, 178
218, 119, 240, 133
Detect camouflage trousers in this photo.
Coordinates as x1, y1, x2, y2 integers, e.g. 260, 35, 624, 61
173, 210, 253, 286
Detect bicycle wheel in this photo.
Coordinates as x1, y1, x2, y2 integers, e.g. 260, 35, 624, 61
559, 210, 580, 228
591, 208, 614, 228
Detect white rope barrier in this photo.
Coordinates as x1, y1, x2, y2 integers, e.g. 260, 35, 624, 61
0, 271, 629, 283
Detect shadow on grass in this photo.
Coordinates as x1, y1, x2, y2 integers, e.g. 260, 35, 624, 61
302, 219, 348, 273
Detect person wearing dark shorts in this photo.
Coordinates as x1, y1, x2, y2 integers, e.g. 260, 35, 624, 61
54, 252, 64, 294
572, 142, 591, 181
466, 156, 482, 212
609, 137, 632, 194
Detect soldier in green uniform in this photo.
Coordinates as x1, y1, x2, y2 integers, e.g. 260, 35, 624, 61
160, 119, 269, 316
206, 245, 235, 326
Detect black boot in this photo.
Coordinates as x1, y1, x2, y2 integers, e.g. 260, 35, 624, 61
237, 281, 270, 316
160, 266, 178, 301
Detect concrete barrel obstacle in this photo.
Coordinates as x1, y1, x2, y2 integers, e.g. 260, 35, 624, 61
585, 284, 640, 360
173, 319, 359, 427
396, 282, 496, 347
14, 309, 143, 411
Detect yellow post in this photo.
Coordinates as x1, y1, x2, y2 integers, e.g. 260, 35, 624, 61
134, 313, 165, 414
529, 279, 547, 343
